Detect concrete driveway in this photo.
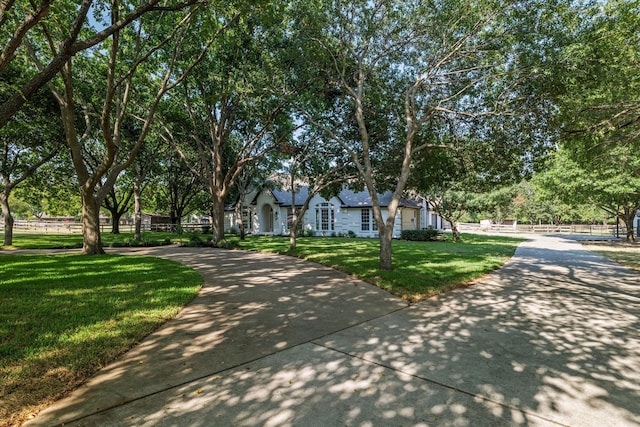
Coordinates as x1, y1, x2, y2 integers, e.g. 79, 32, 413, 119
26, 235, 640, 426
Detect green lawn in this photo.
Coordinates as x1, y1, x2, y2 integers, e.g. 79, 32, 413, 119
1, 232, 187, 249
3, 232, 524, 301
229, 234, 524, 301
0, 254, 202, 427
583, 240, 640, 272
1, 231, 523, 425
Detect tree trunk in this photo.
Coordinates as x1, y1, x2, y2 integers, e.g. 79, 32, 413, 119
211, 199, 225, 245
110, 213, 122, 234
81, 193, 105, 255
378, 224, 393, 270
235, 204, 246, 240
1, 194, 14, 246
169, 210, 179, 226
134, 177, 142, 241
289, 172, 297, 251
289, 205, 297, 251
443, 215, 461, 242
450, 221, 461, 242
620, 210, 636, 242
289, 227, 297, 251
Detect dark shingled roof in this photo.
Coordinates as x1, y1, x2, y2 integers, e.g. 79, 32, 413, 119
267, 186, 422, 209
338, 188, 422, 209
271, 187, 310, 207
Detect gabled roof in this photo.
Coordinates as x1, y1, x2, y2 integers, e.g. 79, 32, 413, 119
271, 187, 310, 207
256, 186, 422, 210
338, 188, 422, 209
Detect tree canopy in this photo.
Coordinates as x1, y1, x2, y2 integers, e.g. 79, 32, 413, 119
2, 0, 639, 262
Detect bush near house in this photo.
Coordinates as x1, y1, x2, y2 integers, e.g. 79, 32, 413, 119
400, 228, 444, 241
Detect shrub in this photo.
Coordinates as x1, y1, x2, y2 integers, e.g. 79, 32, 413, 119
108, 237, 172, 248
347, 230, 357, 238
400, 228, 443, 241
108, 240, 129, 248
182, 235, 205, 247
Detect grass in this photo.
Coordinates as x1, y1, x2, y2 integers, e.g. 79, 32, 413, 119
582, 240, 640, 272
1, 231, 525, 299
2, 232, 523, 301
0, 254, 202, 427
0, 232, 186, 250
1, 231, 522, 425
229, 233, 524, 301
5, 231, 637, 426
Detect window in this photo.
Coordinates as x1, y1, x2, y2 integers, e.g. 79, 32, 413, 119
242, 208, 251, 231
315, 203, 335, 231
361, 209, 377, 231
361, 209, 370, 231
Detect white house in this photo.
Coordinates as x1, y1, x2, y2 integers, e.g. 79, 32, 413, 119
225, 186, 444, 238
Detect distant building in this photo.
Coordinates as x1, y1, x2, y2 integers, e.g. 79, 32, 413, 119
141, 213, 173, 231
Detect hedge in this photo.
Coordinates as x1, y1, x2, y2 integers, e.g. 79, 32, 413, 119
400, 228, 443, 241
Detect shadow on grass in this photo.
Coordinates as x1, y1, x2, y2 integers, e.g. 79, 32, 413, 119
23, 238, 640, 427
0, 254, 201, 426
231, 234, 523, 301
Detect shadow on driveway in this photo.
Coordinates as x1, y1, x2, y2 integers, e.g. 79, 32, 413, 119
26, 236, 640, 426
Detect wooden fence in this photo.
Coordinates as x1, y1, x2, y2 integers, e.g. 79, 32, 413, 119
458, 222, 626, 237
1, 221, 210, 234
1, 220, 628, 238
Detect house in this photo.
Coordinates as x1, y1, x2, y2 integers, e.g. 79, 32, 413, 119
225, 186, 444, 238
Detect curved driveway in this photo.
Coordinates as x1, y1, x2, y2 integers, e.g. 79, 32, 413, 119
26, 235, 640, 426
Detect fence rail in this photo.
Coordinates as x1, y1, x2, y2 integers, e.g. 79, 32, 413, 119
458, 222, 627, 237
1, 221, 211, 234
0, 220, 629, 238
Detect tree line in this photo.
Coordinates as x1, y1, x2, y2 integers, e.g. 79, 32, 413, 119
1, 0, 639, 270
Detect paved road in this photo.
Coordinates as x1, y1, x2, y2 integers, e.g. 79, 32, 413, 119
26, 235, 640, 426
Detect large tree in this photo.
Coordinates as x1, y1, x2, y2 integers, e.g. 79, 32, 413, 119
409, 107, 549, 241
281, 131, 356, 250
553, 1, 640, 239
0, 0, 202, 129
0, 64, 64, 246
30, 3, 233, 254
559, 0, 640, 147
410, 144, 479, 242
302, 0, 557, 269
152, 150, 206, 226
167, 5, 295, 245
130, 135, 169, 240
537, 147, 640, 241
102, 175, 134, 234
538, 0, 640, 240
